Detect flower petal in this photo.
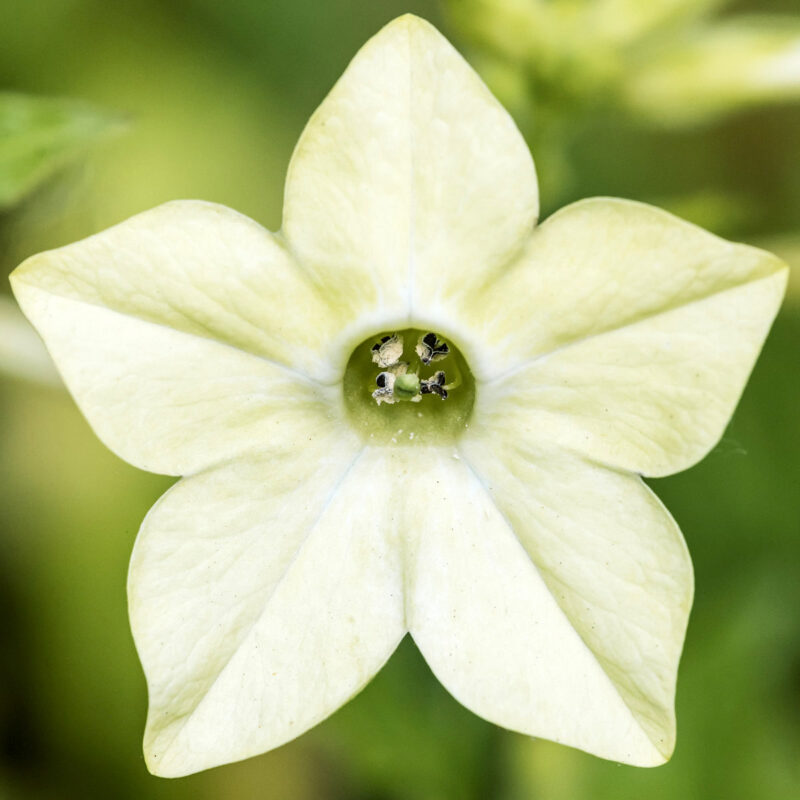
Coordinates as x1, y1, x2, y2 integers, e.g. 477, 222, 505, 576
10, 201, 345, 475
283, 14, 537, 330
129, 443, 405, 777
11, 200, 344, 382
465, 198, 787, 476
408, 444, 691, 766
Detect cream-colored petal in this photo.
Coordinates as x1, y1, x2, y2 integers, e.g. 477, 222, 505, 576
283, 14, 537, 336
463, 198, 787, 476
407, 444, 691, 766
10, 200, 343, 382
478, 274, 786, 477
10, 283, 339, 475
129, 442, 406, 777
465, 198, 787, 378
10, 201, 349, 475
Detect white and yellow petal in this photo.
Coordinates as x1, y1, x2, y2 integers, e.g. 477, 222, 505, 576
10, 200, 344, 475
464, 198, 788, 476
407, 442, 691, 766
283, 14, 538, 345
129, 442, 406, 777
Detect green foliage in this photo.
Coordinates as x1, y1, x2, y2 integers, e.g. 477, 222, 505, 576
0, 93, 123, 210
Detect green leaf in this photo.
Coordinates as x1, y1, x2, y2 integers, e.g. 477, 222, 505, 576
0, 93, 124, 209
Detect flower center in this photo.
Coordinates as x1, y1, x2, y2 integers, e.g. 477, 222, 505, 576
342, 328, 476, 446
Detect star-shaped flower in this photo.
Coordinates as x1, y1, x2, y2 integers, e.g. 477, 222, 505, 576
9, 15, 787, 778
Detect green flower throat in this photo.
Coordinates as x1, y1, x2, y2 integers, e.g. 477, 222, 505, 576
343, 328, 476, 446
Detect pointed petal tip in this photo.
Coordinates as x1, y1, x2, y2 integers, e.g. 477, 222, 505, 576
351, 13, 446, 58
359, 13, 470, 74
143, 751, 177, 780
143, 743, 208, 780
378, 12, 440, 35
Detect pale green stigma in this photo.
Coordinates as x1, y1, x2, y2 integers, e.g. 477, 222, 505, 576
394, 372, 421, 400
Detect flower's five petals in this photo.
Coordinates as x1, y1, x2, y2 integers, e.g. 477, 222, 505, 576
129, 443, 405, 777
468, 199, 788, 476
10, 201, 346, 475
409, 444, 691, 766
6, 13, 788, 778
283, 14, 538, 331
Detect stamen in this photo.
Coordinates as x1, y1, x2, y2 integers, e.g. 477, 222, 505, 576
367, 330, 458, 407
372, 371, 397, 405
371, 333, 404, 368
416, 332, 449, 365
345, 327, 474, 442
420, 370, 448, 399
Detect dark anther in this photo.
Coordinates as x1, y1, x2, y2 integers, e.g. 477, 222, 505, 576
376, 373, 387, 388
420, 371, 448, 399
417, 333, 450, 365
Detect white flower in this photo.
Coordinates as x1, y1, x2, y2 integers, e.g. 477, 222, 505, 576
9, 14, 787, 778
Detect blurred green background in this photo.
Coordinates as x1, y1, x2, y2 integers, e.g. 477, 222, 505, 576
0, 1, 798, 798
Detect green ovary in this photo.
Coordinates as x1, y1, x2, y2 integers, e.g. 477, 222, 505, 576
342, 328, 476, 446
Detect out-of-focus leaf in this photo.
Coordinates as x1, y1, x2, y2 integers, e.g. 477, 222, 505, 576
315, 637, 500, 800
570, 0, 729, 48
444, 0, 550, 61
624, 19, 800, 124
0, 93, 124, 209
445, 0, 728, 81
0, 295, 59, 386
